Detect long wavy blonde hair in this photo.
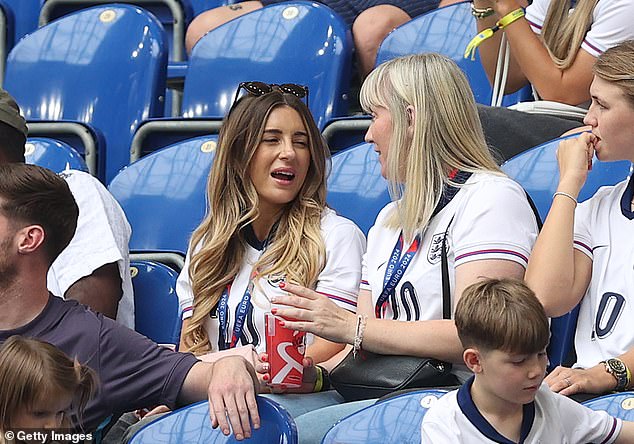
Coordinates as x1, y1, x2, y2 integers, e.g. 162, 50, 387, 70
541, 0, 600, 70
360, 53, 502, 243
182, 92, 328, 355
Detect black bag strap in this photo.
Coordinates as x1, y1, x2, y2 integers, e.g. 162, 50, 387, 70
441, 216, 454, 320
524, 190, 543, 230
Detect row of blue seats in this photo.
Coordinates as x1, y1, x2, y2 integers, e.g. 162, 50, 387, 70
127, 388, 634, 443
6, 2, 535, 183
0, 0, 234, 63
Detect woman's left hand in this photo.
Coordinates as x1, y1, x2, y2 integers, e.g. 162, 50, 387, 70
545, 364, 616, 396
270, 282, 357, 345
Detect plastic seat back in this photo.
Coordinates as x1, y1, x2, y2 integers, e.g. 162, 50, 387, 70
502, 135, 633, 368
2, 0, 41, 44
182, 1, 352, 129
4, 4, 167, 182
109, 135, 217, 256
24, 137, 89, 173
130, 397, 298, 443
327, 142, 390, 235
131, 260, 181, 348
376, 1, 532, 106
583, 392, 634, 421
322, 389, 447, 444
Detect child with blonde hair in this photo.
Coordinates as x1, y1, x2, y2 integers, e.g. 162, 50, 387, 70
0, 336, 96, 440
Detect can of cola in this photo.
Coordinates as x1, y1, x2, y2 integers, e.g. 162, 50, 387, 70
265, 312, 305, 388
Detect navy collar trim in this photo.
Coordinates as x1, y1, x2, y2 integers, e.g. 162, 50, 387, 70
243, 224, 266, 250
619, 174, 634, 220
457, 376, 536, 444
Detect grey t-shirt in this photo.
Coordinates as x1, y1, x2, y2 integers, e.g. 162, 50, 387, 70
0, 295, 199, 431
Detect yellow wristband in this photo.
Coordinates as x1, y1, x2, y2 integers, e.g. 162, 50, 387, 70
497, 8, 525, 28
313, 365, 324, 393
464, 8, 524, 60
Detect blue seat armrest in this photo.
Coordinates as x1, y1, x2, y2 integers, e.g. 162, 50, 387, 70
130, 117, 223, 162
26, 120, 105, 179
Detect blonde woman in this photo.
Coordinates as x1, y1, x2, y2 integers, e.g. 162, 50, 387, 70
270, 53, 539, 443
473, 0, 634, 105
177, 83, 365, 400
526, 41, 634, 398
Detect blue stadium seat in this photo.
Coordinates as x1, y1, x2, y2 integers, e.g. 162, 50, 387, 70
4, 4, 167, 182
190, 0, 235, 16
109, 135, 217, 262
129, 397, 298, 443
24, 137, 89, 173
39, 0, 192, 62
376, 1, 532, 106
327, 142, 390, 236
131, 259, 182, 348
583, 392, 634, 421
1, 0, 41, 45
131, 0, 352, 158
322, 389, 448, 444
501, 135, 633, 368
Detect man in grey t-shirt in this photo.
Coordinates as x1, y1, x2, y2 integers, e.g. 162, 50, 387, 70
0, 163, 260, 440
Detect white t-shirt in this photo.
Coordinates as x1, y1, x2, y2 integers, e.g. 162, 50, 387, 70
177, 208, 365, 353
361, 173, 538, 380
572, 176, 634, 369
525, 0, 634, 58
421, 378, 622, 443
48, 170, 134, 329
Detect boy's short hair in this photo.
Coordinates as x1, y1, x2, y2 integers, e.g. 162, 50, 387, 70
455, 278, 549, 354
0, 88, 28, 162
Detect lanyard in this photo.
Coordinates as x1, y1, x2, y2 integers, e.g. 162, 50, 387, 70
374, 170, 472, 319
217, 222, 278, 350
218, 273, 256, 350
375, 234, 421, 318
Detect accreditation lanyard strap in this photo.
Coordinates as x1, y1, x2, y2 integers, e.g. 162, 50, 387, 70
375, 234, 421, 318
374, 170, 472, 319
217, 223, 278, 350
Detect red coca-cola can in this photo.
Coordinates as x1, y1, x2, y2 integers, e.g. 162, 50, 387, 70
265, 312, 305, 388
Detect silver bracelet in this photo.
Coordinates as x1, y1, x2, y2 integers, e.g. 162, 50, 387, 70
471, 3, 495, 19
352, 315, 368, 359
553, 191, 578, 207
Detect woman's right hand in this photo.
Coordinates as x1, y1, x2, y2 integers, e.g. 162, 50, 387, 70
556, 132, 597, 196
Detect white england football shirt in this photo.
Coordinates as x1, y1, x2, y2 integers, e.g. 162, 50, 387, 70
573, 176, 634, 369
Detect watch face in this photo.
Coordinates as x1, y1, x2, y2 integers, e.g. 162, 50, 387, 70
609, 359, 627, 374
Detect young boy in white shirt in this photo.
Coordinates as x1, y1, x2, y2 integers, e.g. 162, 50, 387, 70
421, 278, 634, 443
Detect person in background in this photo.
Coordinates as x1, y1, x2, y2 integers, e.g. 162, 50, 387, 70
0, 88, 134, 328
185, 0, 460, 79
525, 40, 634, 399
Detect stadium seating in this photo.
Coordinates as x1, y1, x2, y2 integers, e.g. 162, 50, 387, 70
129, 397, 298, 443
109, 135, 217, 268
24, 137, 89, 173
4, 4, 167, 182
327, 142, 390, 235
583, 392, 634, 421
322, 389, 448, 444
39, 0, 192, 62
502, 135, 633, 368
376, 1, 532, 106
131, 259, 182, 348
130, 0, 352, 159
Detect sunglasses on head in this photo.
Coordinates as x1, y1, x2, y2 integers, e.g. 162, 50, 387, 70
232, 81, 309, 108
